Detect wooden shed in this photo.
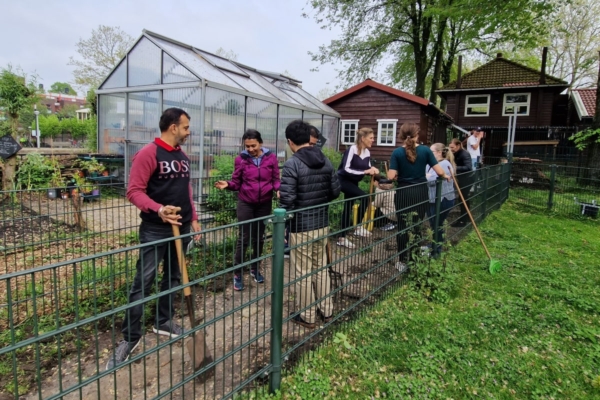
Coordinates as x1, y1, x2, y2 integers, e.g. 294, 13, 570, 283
323, 79, 452, 163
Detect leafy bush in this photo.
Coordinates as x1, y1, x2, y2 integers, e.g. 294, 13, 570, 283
206, 155, 237, 224
16, 154, 60, 189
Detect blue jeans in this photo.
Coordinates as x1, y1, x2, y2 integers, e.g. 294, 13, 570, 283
428, 198, 454, 256
121, 221, 190, 342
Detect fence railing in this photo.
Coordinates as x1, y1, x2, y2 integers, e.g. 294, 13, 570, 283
1, 163, 513, 399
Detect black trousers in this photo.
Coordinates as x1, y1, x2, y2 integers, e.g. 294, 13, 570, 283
339, 177, 368, 236
394, 183, 429, 263
122, 221, 191, 342
234, 200, 272, 274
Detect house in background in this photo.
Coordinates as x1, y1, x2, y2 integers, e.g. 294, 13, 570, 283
436, 50, 572, 162
323, 79, 452, 164
570, 88, 597, 128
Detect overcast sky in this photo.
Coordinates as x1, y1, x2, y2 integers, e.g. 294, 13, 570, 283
1, 0, 342, 97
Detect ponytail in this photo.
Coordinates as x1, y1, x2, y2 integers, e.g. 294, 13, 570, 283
399, 123, 419, 163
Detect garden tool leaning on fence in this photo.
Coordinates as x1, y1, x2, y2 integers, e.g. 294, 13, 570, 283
171, 213, 215, 380
452, 174, 502, 274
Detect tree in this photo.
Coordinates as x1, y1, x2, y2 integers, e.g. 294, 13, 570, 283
215, 48, 238, 61
308, 0, 556, 103
50, 82, 77, 95
86, 89, 97, 116
68, 25, 134, 89
316, 87, 335, 100
547, 0, 600, 88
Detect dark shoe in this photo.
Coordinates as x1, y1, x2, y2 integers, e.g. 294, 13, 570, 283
317, 309, 333, 323
451, 220, 466, 228
152, 320, 186, 338
233, 274, 244, 291
284, 247, 290, 259
289, 312, 316, 329
105, 339, 140, 371
250, 269, 264, 283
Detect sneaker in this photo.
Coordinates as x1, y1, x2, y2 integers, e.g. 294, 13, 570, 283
450, 220, 466, 228
336, 237, 355, 249
380, 223, 396, 231
105, 339, 140, 371
284, 248, 290, 259
353, 226, 372, 237
233, 274, 244, 291
289, 312, 316, 329
250, 269, 264, 283
317, 309, 333, 323
152, 320, 186, 338
395, 262, 408, 273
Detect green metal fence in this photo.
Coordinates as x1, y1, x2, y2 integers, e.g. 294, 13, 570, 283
1, 163, 512, 399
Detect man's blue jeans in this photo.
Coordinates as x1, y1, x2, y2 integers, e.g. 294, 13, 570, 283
121, 221, 190, 342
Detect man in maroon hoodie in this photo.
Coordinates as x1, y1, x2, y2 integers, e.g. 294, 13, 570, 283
106, 107, 201, 371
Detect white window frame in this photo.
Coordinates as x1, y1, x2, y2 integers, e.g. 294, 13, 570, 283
376, 119, 398, 146
502, 92, 531, 116
340, 119, 359, 145
464, 94, 491, 117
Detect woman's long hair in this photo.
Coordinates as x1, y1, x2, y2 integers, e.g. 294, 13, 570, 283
399, 123, 419, 163
355, 127, 373, 154
431, 142, 456, 174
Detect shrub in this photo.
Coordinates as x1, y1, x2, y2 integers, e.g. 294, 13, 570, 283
16, 154, 60, 189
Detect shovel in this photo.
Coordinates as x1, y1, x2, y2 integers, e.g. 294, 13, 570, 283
171, 223, 215, 380
452, 175, 501, 274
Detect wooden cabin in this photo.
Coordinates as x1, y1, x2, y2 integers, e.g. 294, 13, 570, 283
323, 79, 452, 164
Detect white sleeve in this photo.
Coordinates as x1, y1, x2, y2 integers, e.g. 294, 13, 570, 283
344, 145, 366, 175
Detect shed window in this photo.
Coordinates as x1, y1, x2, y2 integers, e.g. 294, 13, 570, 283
377, 119, 398, 146
502, 93, 530, 116
340, 120, 359, 145
465, 95, 490, 117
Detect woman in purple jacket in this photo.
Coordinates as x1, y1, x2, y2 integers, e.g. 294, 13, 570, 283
215, 129, 280, 291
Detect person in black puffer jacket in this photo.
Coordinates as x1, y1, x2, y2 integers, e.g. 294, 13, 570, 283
449, 138, 474, 226
280, 120, 341, 329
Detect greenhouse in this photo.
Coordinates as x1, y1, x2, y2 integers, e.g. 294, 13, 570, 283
96, 29, 340, 192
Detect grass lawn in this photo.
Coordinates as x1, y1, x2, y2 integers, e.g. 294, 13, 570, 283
265, 200, 600, 399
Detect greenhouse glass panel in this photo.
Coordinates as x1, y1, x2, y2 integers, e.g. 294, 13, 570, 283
150, 36, 242, 88
101, 61, 127, 89
294, 86, 335, 113
128, 91, 160, 142
162, 52, 198, 84
240, 68, 300, 105
303, 112, 322, 133
246, 98, 277, 153
276, 82, 324, 109
277, 106, 302, 163
163, 87, 203, 181
322, 115, 339, 150
221, 70, 277, 99
204, 87, 246, 172
196, 50, 249, 77
98, 93, 126, 154
128, 37, 162, 87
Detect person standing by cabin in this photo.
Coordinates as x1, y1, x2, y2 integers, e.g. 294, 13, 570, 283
449, 138, 473, 227
387, 123, 449, 272
336, 127, 379, 249
214, 129, 280, 291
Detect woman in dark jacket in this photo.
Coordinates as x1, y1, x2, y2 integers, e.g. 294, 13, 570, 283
449, 138, 473, 227
215, 129, 280, 291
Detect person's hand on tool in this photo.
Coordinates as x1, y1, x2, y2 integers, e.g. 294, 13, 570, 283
158, 205, 182, 225
191, 220, 202, 242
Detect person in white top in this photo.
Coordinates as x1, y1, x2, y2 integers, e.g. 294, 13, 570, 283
467, 128, 483, 170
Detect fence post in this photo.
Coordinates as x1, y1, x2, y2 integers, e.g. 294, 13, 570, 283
481, 167, 489, 219
433, 178, 442, 255
269, 208, 286, 394
504, 161, 512, 203
547, 164, 557, 211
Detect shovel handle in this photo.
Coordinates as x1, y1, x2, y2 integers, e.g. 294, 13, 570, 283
172, 224, 192, 297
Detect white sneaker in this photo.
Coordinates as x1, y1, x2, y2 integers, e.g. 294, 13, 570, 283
337, 238, 355, 249
353, 227, 372, 237
395, 262, 408, 273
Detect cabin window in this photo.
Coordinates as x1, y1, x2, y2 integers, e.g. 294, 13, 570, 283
465, 95, 490, 117
502, 93, 530, 116
377, 119, 398, 146
340, 120, 359, 145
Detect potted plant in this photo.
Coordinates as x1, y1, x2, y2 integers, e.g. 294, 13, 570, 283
46, 159, 64, 199
77, 157, 106, 177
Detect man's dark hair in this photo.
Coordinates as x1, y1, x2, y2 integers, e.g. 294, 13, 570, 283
242, 129, 263, 143
308, 125, 320, 139
285, 119, 310, 145
159, 108, 190, 132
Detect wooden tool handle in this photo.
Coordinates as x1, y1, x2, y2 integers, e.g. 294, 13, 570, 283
172, 224, 192, 297
452, 175, 492, 260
